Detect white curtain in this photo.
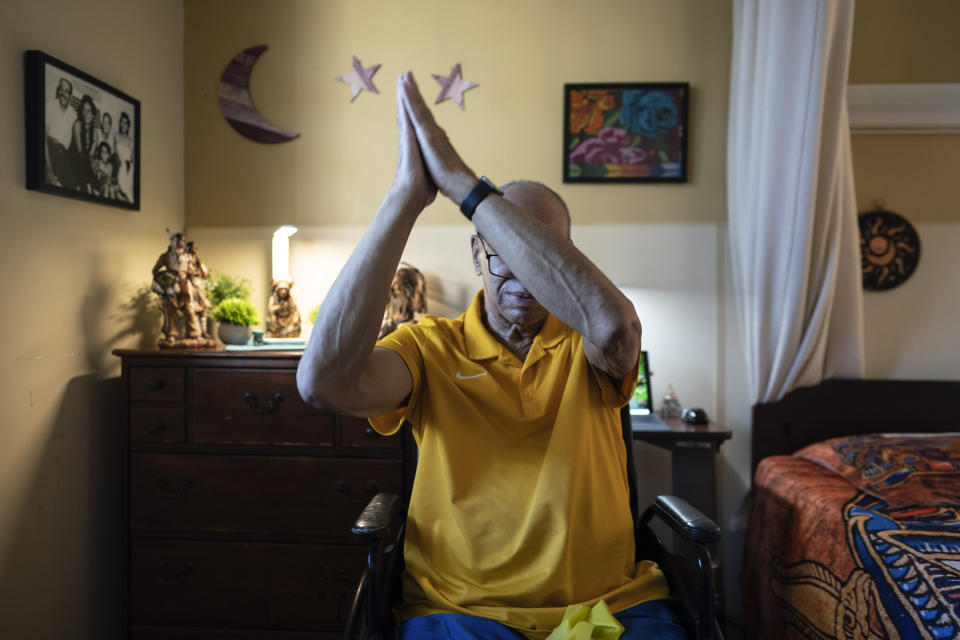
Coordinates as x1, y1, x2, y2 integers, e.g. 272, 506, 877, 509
728, 0, 864, 404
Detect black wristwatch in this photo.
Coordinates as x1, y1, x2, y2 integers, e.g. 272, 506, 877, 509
459, 176, 503, 221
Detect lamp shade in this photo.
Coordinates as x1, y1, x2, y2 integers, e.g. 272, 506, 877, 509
271, 225, 298, 282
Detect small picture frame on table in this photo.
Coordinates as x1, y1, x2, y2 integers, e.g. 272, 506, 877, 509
24, 50, 140, 209
563, 82, 689, 183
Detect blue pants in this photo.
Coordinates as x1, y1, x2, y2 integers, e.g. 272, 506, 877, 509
398, 599, 686, 639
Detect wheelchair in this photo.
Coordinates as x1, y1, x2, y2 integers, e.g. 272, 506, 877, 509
344, 406, 724, 640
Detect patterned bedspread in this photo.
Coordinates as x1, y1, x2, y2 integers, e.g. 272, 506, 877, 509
743, 435, 960, 640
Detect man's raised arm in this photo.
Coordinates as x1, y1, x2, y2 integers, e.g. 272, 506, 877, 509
297, 77, 437, 417
398, 72, 641, 380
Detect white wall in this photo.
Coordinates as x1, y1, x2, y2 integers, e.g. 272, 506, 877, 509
188, 220, 722, 419
862, 222, 960, 379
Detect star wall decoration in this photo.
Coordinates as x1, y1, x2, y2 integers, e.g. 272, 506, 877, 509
335, 55, 381, 102
432, 63, 478, 110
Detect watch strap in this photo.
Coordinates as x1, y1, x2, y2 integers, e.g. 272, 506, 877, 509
459, 177, 503, 221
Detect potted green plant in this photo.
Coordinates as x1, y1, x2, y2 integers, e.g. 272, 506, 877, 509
205, 271, 253, 307
212, 297, 261, 345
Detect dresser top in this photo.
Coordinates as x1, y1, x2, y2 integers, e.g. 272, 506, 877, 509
114, 348, 302, 357
113, 348, 303, 368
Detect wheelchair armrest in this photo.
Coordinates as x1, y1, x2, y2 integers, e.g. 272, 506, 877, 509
650, 495, 721, 545
352, 492, 403, 543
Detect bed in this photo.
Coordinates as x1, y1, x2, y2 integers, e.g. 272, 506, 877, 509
744, 378, 960, 640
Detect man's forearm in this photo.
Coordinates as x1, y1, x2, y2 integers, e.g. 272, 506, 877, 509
297, 191, 419, 408
473, 198, 641, 376
397, 71, 639, 376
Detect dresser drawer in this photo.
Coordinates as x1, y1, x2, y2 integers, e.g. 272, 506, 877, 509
340, 414, 401, 449
130, 453, 401, 539
130, 367, 186, 403
130, 406, 186, 444
131, 539, 364, 631
192, 369, 333, 446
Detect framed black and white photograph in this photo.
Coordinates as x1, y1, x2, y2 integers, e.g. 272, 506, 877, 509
25, 50, 140, 210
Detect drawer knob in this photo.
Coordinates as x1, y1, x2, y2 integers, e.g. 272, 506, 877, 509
155, 562, 194, 585
242, 391, 284, 414
147, 422, 167, 434
153, 476, 195, 499
365, 426, 377, 437
335, 479, 380, 504
146, 379, 165, 392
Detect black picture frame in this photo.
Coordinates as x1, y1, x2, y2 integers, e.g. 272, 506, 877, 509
25, 50, 140, 210
563, 82, 689, 184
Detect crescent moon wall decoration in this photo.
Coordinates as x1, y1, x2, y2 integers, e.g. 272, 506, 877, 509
218, 45, 299, 144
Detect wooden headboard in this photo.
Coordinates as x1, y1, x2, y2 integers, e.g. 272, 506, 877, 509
751, 378, 960, 472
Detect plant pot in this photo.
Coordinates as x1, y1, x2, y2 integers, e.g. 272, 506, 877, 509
218, 323, 252, 345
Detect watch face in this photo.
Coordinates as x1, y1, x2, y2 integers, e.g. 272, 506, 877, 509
858, 209, 921, 291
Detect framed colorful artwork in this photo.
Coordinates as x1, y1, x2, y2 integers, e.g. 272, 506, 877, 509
25, 50, 140, 209
563, 82, 689, 183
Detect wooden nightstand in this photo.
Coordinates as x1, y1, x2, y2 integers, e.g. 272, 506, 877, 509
630, 415, 731, 521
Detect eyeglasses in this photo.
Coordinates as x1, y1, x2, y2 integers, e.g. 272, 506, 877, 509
476, 233, 514, 279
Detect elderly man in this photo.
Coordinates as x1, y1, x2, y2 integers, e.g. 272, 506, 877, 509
298, 72, 682, 640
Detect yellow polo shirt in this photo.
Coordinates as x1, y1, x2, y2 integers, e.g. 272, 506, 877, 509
370, 291, 669, 639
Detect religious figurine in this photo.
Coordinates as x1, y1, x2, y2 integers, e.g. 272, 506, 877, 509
379, 262, 427, 339
266, 279, 302, 338
185, 241, 213, 340
661, 384, 683, 417
150, 229, 215, 348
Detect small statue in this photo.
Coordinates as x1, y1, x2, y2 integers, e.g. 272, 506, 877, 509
661, 384, 683, 417
266, 279, 301, 338
150, 229, 215, 349
379, 263, 427, 339
185, 241, 213, 340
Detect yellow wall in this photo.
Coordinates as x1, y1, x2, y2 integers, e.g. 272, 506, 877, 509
848, 0, 960, 84
852, 134, 960, 222
0, 1, 183, 636
185, 0, 731, 227
849, 0, 960, 222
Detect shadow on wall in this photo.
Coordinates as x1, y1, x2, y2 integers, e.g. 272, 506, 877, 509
0, 374, 124, 640
84, 283, 161, 375
109, 285, 162, 351
82, 247, 162, 375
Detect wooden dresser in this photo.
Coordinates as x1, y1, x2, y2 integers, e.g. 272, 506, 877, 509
114, 349, 413, 639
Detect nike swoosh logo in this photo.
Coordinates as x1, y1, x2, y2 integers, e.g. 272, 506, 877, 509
456, 371, 488, 380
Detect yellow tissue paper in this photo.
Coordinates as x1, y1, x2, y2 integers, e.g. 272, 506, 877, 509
545, 600, 625, 640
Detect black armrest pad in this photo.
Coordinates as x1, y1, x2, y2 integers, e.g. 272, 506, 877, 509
352, 492, 402, 541
653, 495, 721, 544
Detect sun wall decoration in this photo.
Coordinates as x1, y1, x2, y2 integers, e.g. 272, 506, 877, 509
563, 83, 689, 183
858, 207, 921, 291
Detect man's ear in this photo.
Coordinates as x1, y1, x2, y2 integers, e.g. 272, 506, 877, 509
470, 235, 483, 276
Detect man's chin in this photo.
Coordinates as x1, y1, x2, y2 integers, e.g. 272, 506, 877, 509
501, 301, 547, 325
